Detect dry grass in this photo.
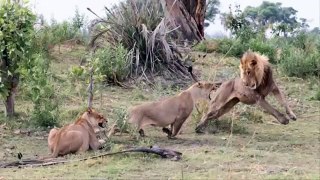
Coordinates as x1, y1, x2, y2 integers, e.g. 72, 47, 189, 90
0, 45, 319, 179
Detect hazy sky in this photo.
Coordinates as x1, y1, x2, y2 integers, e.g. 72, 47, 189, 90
30, 0, 319, 35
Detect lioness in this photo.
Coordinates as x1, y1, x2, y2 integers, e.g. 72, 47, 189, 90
195, 51, 296, 133
47, 108, 107, 158
128, 81, 220, 138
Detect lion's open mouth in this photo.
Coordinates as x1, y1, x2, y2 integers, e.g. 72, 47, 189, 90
98, 122, 106, 128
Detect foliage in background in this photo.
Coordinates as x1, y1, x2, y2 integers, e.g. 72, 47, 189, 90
241, 1, 306, 37
20, 54, 59, 127
279, 47, 320, 77
199, 31, 319, 78
32, 8, 88, 54
92, 44, 129, 83
205, 0, 220, 23
111, 107, 131, 134
198, 2, 320, 78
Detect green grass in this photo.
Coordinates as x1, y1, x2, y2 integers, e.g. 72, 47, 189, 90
0, 45, 319, 179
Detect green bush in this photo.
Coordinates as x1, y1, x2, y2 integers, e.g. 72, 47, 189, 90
193, 40, 217, 53
111, 107, 130, 133
248, 38, 276, 63
93, 44, 129, 82
32, 26, 55, 53
193, 41, 207, 52
215, 38, 276, 62
279, 47, 320, 77
216, 38, 246, 57
20, 54, 59, 128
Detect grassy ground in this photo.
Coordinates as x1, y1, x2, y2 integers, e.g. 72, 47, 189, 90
0, 46, 319, 179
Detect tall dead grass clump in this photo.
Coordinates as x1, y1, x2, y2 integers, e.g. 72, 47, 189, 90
88, 0, 193, 83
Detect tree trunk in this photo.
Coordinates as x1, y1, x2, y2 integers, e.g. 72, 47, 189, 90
5, 89, 15, 117
4, 75, 19, 117
182, 0, 206, 37
1, 46, 18, 117
161, 0, 205, 42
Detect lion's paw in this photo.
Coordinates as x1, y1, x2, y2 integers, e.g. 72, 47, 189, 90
287, 111, 297, 121
195, 125, 206, 134
279, 115, 290, 125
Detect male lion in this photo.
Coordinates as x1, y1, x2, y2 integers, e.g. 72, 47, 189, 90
47, 108, 107, 158
128, 81, 220, 138
195, 51, 296, 133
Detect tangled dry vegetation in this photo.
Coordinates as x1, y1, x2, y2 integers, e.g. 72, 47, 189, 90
88, 0, 194, 84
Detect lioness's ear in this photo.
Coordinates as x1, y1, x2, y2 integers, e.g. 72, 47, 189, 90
197, 82, 202, 87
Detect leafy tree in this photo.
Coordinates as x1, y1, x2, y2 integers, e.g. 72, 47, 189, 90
72, 7, 85, 30
310, 27, 320, 35
221, 1, 308, 37
242, 1, 301, 36
220, 5, 256, 42
51, 21, 77, 53
0, 0, 36, 116
205, 0, 220, 22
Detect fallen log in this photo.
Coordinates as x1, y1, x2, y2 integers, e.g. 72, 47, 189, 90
0, 146, 182, 168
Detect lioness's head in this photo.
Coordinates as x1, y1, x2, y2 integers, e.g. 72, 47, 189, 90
83, 108, 107, 128
189, 81, 219, 100
240, 51, 269, 89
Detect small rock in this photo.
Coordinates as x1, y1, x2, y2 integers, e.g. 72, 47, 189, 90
5, 148, 13, 154
14, 129, 31, 136
14, 129, 21, 135
4, 144, 15, 149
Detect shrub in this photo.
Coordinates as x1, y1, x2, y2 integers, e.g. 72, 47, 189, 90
92, 43, 129, 82
279, 47, 320, 77
193, 40, 218, 53
248, 38, 276, 63
214, 37, 276, 61
111, 107, 131, 133
32, 26, 55, 53
20, 54, 59, 128
216, 38, 246, 57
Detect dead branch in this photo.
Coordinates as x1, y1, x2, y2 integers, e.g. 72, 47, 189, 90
0, 146, 182, 168
112, 72, 133, 89
88, 67, 94, 109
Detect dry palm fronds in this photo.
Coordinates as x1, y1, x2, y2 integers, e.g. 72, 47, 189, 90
88, 0, 194, 83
